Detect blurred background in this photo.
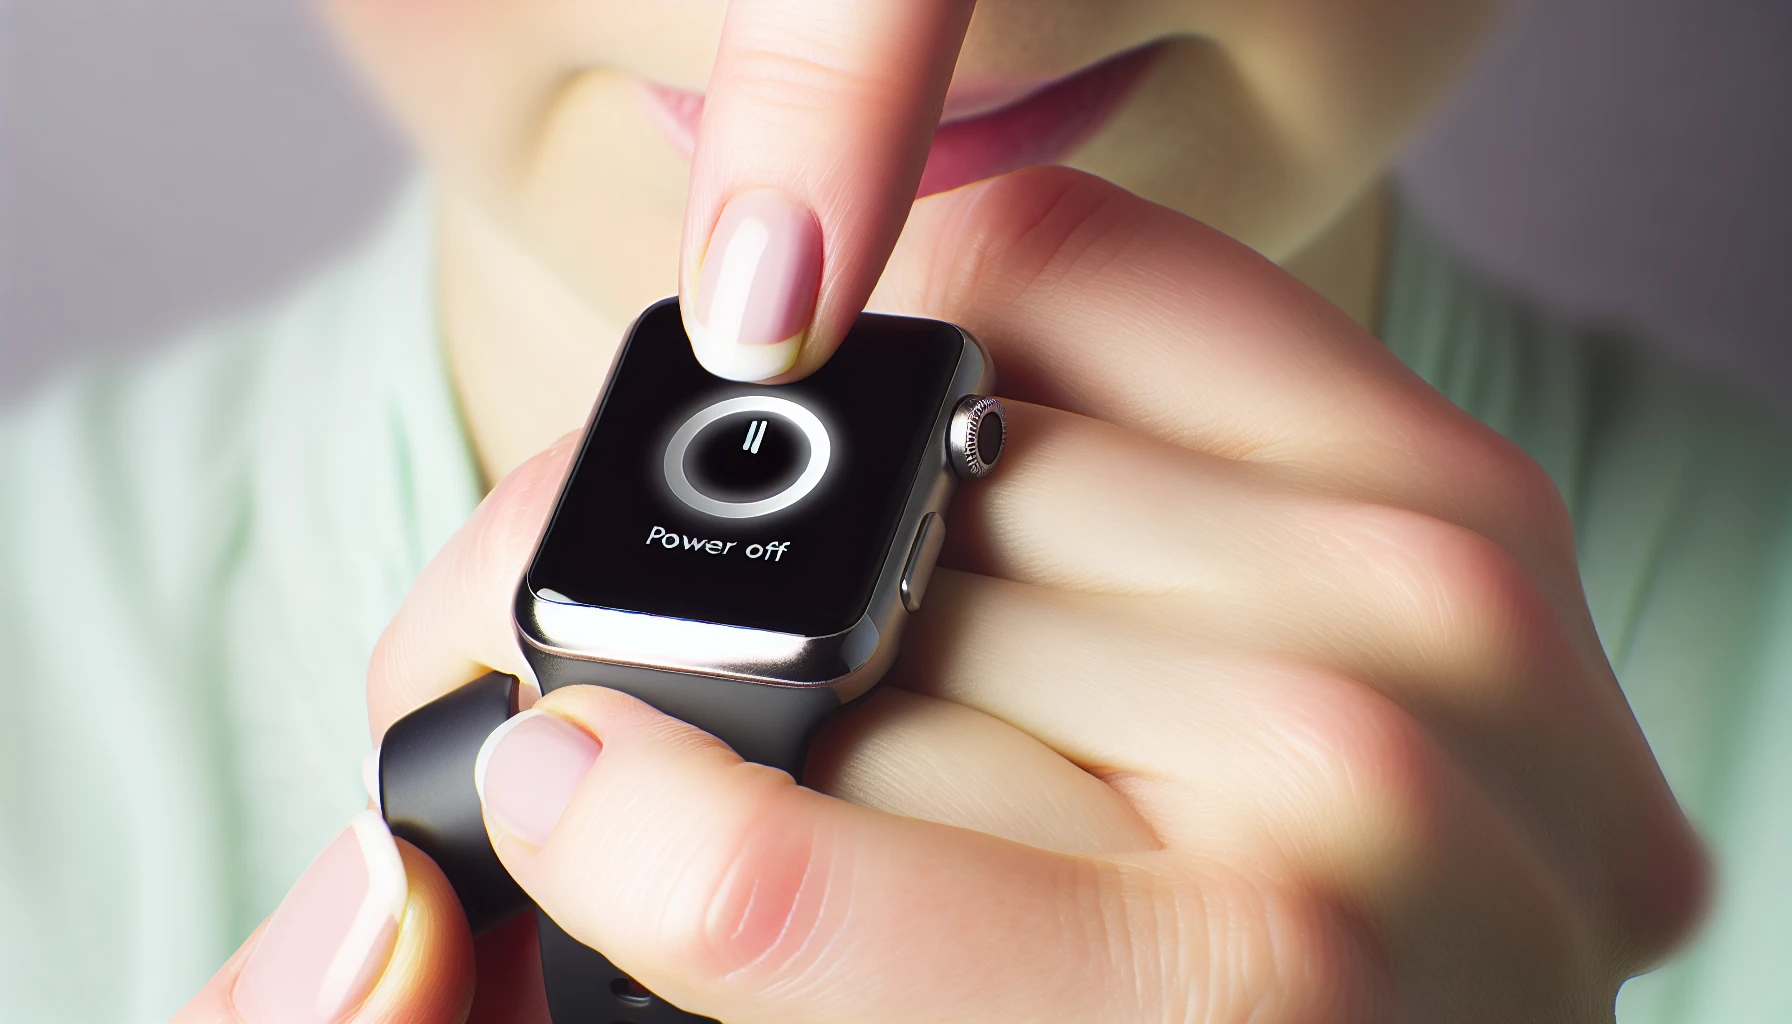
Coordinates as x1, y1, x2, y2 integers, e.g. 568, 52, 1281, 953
1, 0, 1788, 406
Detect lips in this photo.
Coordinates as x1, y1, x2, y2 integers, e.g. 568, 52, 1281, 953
643, 44, 1159, 198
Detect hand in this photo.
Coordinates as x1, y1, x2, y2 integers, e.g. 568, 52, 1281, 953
168, 811, 490, 1024
365, 167, 1705, 1022
676, 0, 976, 381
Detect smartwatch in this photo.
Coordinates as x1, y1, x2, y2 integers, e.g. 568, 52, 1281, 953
379, 298, 1004, 1022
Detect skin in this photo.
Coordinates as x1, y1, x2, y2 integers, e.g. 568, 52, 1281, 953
322, 0, 1491, 480
176, 1, 1708, 1021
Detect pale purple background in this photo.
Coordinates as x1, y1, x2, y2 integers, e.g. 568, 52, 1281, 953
1, 0, 1788, 405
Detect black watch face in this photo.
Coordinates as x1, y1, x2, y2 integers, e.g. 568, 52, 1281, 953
527, 300, 965, 637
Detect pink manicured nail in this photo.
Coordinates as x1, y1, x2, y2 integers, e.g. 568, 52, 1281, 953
475, 710, 602, 846
233, 811, 407, 1024
688, 189, 822, 381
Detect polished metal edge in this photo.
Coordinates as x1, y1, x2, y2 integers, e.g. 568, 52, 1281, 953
516, 588, 875, 688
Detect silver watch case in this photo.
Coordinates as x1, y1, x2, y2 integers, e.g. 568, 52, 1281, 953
514, 316, 995, 708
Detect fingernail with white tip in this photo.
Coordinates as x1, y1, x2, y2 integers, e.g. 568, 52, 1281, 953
475, 709, 602, 847
361, 749, 382, 814
232, 811, 406, 1024
687, 189, 821, 381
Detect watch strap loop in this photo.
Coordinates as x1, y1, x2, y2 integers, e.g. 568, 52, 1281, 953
378, 671, 530, 934
380, 668, 834, 1021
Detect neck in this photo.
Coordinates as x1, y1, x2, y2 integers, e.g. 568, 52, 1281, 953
437, 193, 633, 486
440, 177, 1395, 487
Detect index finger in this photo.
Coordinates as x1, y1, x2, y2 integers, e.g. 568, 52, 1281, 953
677, 0, 976, 382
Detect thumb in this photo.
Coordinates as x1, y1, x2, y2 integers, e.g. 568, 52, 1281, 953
474, 685, 1137, 1023
171, 811, 476, 1024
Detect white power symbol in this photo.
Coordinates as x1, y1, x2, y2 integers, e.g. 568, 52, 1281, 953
663, 396, 831, 519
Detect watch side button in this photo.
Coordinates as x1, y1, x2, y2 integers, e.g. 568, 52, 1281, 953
900, 512, 947, 613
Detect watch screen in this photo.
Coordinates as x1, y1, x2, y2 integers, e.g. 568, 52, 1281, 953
527, 300, 966, 637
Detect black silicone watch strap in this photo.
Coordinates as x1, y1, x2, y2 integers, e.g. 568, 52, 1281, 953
524, 651, 840, 1022
537, 911, 719, 1023
379, 672, 531, 934
381, 663, 839, 1022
